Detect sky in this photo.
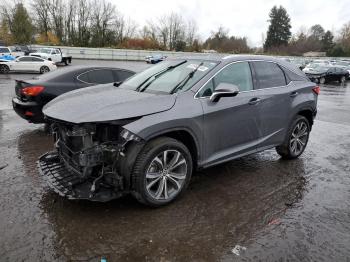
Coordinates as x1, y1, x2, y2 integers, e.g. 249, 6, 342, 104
112, 0, 350, 47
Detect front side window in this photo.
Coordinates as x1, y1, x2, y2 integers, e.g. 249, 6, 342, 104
198, 62, 253, 97
18, 57, 33, 62
252, 61, 286, 89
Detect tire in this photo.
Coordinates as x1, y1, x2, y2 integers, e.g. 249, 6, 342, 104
0, 64, 10, 74
319, 77, 326, 84
276, 115, 310, 160
131, 137, 193, 207
40, 66, 50, 74
340, 76, 346, 85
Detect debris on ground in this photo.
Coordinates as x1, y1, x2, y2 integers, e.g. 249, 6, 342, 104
231, 245, 247, 256
0, 164, 8, 170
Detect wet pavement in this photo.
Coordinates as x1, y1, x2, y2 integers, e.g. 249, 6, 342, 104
1, 61, 350, 261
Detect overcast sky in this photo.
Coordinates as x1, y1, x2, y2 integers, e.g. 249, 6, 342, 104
113, 0, 349, 47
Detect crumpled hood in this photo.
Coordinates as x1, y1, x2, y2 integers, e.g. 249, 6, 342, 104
43, 84, 176, 124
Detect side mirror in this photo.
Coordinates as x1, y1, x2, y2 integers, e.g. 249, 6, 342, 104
113, 81, 122, 87
210, 83, 239, 102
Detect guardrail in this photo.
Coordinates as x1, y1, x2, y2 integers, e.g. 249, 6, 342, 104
31, 45, 350, 62
31, 45, 203, 61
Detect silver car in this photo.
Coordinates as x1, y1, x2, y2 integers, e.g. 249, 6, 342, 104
38, 55, 319, 206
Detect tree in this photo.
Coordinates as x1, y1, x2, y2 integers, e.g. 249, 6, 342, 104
204, 26, 250, 53
264, 5, 291, 51
321, 30, 334, 53
10, 3, 33, 43
309, 24, 325, 41
31, 0, 51, 42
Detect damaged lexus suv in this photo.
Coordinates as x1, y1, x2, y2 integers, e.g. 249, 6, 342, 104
39, 55, 319, 206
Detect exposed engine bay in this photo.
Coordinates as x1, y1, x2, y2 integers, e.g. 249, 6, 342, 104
38, 120, 144, 201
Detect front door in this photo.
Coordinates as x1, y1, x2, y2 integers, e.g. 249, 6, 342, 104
198, 61, 262, 166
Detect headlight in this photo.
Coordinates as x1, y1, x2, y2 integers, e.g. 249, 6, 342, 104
120, 129, 141, 142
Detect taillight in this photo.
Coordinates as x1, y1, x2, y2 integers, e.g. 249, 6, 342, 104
312, 86, 320, 95
21, 86, 44, 96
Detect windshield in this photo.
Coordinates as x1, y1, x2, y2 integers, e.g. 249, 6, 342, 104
307, 63, 328, 70
38, 48, 51, 54
121, 60, 218, 94
0, 47, 9, 53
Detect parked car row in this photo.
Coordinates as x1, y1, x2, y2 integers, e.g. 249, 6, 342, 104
302, 62, 349, 84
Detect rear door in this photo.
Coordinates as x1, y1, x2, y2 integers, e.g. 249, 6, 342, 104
250, 61, 291, 148
198, 61, 261, 165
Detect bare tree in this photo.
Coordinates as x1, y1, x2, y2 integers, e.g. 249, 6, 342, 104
31, 0, 51, 41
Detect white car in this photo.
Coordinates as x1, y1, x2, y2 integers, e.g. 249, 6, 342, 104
0, 56, 57, 74
0, 46, 11, 56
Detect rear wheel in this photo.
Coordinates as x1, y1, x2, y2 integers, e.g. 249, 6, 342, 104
40, 66, 50, 74
340, 76, 346, 85
131, 137, 193, 206
0, 64, 10, 74
319, 77, 326, 84
276, 115, 310, 159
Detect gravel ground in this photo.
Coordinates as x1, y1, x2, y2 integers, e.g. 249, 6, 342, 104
0, 60, 350, 261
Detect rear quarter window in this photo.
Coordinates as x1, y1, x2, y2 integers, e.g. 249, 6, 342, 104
252, 61, 286, 89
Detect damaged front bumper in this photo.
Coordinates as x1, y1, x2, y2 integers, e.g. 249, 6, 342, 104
38, 151, 125, 202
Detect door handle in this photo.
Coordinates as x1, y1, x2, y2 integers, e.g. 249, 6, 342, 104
248, 97, 261, 105
290, 91, 298, 97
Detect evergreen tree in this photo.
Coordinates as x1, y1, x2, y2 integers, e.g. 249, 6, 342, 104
264, 5, 291, 51
11, 3, 33, 44
321, 30, 334, 53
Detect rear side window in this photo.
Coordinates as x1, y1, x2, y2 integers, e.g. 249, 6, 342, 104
252, 61, 286, 89
78, 69, 114, 84
115, 70, 134, 81
31, 57, 44, 62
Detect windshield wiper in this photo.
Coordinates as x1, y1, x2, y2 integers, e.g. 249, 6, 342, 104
136, 60, 187, 92
170, 62, 204, 94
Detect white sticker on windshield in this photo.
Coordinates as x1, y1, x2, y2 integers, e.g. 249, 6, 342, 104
187, 64, 209, 71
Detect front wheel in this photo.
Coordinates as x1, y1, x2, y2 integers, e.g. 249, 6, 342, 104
131, 137, 193, 206
40, 66, 50, 74
276, 115, 310, 159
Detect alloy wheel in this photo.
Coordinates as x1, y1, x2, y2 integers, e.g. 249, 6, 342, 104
340, 76, 346, 85
319, 77, 325, 84
289, 121, 309, 156
145, 150, 187, 201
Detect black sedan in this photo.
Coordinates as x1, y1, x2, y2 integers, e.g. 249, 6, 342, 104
12, 66, 135, 123
304, 65, 349, 84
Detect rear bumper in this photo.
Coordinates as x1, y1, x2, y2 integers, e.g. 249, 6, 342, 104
12, 97, 45, 123
38, 152, 123, 202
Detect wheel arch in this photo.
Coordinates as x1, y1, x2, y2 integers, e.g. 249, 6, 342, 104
297, 108, 315, 128
145, 128, 200, 171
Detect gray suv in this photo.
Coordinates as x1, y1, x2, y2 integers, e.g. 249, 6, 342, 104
39, 55, 319, 206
